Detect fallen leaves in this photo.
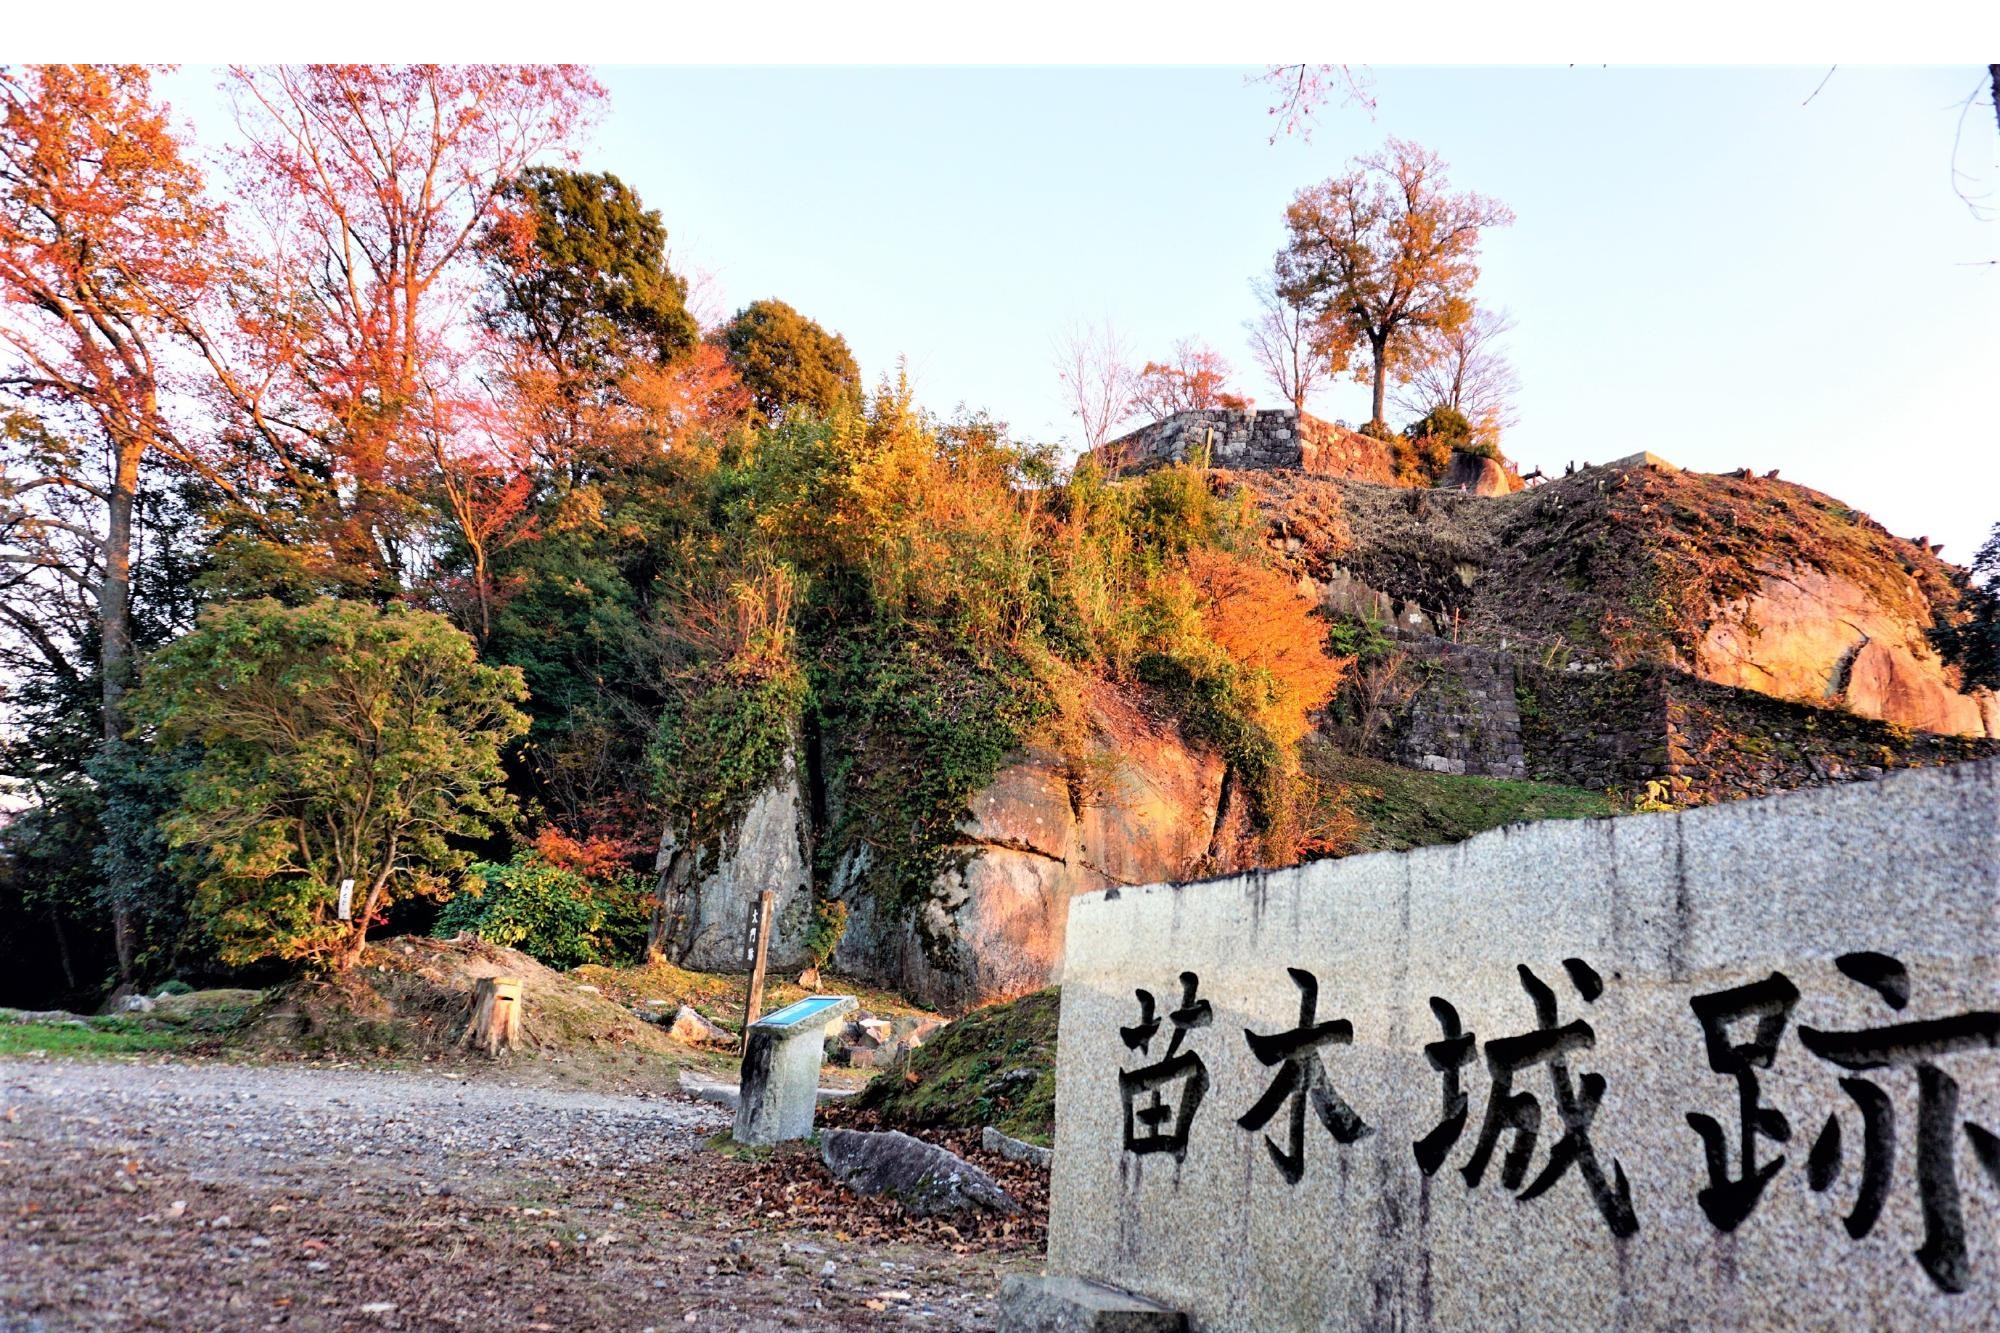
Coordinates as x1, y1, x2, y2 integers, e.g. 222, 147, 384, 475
662, 1113, 1049, 1254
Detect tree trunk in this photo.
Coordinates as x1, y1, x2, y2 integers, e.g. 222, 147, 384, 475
101, 441, 143, 986
46, 904, 76, 992
339, 866, 393, 970
462, 976, 524, 1057
1369, 335, 1390, 428
1990, 65, 1999, 138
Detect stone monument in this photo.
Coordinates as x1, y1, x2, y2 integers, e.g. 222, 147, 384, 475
733, 994, 855, 1145
1016, 758, 1999, 1330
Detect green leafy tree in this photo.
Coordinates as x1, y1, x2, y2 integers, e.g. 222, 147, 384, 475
718, 299, 861, 422
1403, 405, 1473, 447
484, 166, 698, 387
434, 851, 646, 969
132, 599, 528, 970
1935, 523, 2000, 691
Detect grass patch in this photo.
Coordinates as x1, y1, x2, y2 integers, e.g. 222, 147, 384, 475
0, 1017, 190, 1058
849, 987, 1059, 1144
705, 1130, 778, 1161
1304, 742, 1613, 856
571, 960, 933, 1032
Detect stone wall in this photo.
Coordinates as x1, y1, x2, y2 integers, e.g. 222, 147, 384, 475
1514, 660, 1997, 802
1095, 409, 1397, 485
1359, 634, 1997, 802
1513, 660, 1675, 790
1044, 759, 2000, 1331
1380, 634, 1526, 778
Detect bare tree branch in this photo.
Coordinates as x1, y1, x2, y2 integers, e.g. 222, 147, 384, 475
1053, 320, 1135, 455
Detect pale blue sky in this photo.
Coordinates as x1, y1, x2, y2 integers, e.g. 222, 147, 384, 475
162, 65, 1999, 560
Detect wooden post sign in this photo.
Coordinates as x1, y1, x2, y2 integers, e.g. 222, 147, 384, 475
463, 976, 524, 1057
740, 890, 776, 1051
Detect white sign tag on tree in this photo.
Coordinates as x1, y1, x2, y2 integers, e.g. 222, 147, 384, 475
337, 878, 355, 921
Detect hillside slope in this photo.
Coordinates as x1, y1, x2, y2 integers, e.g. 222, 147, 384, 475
1233, 457, 1995, 738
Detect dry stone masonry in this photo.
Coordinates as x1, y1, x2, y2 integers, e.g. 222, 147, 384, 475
1383, 635, 1526, 779
1033, 759, 2000, 1331
1095, 409, 1397, 485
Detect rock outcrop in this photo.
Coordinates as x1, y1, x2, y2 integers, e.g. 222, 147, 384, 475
1697, 563, 1989, 736
1437, 449, 1516, 496
1237, 464, 1997, 740
651, 747, 813, 972
832, 687, 1247, 1012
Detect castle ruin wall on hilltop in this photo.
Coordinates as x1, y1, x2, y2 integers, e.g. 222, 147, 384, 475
1095, 408, 1399, 485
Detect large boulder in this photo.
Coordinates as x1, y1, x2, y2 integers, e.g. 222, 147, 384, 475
831, 688, 1242, 1011
653, 746, 813, 971
819, 1128, 1015, 1216
1437, 449, 1515, 496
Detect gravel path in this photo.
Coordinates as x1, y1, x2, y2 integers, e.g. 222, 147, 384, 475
0, 1058, 1031, 1331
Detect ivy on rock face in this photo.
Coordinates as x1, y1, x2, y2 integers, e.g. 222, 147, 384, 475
811, 623, 1054, 928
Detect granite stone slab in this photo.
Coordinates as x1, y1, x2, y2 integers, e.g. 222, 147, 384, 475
1046, 758, 2000, 1330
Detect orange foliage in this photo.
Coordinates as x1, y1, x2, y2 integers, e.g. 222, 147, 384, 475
1131, 338, 1243, 420
625, 343, 752, 452
1186, 546, 1347, 746
531, 825, 641, 882
217, 64, 606, 588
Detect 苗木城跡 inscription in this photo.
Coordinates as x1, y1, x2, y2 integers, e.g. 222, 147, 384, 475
1045, 759, 2000, 1331
1113, 955, 1999, 1285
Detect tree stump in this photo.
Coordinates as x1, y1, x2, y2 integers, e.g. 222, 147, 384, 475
463, 976, 524, 1057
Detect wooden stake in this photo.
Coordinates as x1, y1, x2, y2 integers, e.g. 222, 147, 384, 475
463, 976, 524, 1057
740, 890, 775, 1052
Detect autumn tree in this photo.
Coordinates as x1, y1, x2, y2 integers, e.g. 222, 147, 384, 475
717, 298, 859, 423
1052, 319, 1135, 457
1391, 306, 1519, 447
480, 167, 698, 476
0, 64, 240, 979
133, 599, 527, 971
1131, 338, 1245, 421
1186, 546, 1345, 750
1256, 64, 1377, 143
465, 164, 749, 831
213, 64, 605, 597
1244, 274, 1338, 414
1277, 137, 1513, 431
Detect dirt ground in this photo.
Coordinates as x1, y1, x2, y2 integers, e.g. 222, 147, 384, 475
0, 1057, 1041, 1332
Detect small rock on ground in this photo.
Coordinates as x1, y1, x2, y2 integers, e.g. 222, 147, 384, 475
821, 1128, 1015, 1217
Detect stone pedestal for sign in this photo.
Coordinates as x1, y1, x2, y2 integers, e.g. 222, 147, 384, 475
1044, 758, 2000, 1331
996, 1275, 1187, 1332
733, 995, 856, 1145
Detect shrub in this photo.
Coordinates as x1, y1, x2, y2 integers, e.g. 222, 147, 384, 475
433, 853, 647, 969
1402, 405, 1472, 446
804, 899, 849, 970
1389, 433, 1454, 487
